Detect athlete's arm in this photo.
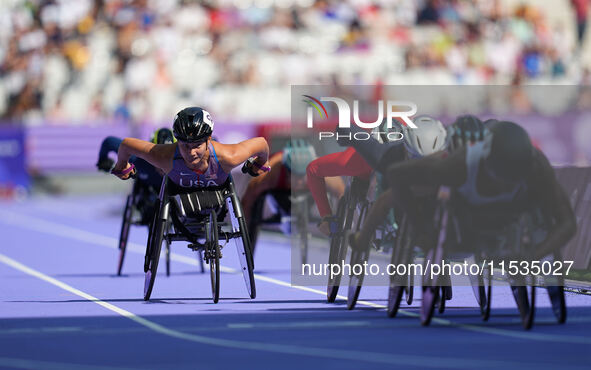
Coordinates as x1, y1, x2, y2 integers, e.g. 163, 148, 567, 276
113, 138, 176, 178
214, 138, 270, 174
529, 150, 577, 260
385, 148, 467, 189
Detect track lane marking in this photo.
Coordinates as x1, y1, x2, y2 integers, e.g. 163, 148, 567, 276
1, 211, 590, 345
0, 253, 558, 369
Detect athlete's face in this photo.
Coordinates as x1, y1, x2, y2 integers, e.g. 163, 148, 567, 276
178, 138, 209, 167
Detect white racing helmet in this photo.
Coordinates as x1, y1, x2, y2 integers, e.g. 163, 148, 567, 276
403, 115, 447, 157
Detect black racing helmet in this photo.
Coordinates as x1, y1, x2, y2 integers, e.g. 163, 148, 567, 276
172, 107, 214, 142
486, 121, 535, 183
150, 127, 176, 144
447, 114, 488, 151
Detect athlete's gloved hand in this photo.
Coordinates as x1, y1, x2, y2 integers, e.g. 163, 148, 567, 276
241, 157, 270, 177
111, 161, 137, 180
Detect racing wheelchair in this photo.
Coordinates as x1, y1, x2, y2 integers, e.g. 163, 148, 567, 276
249, 188, 314, 265
325, 175, 374, 306
117, 176, 205, 276
419, 186, 567, 329
143, 174, 256, 303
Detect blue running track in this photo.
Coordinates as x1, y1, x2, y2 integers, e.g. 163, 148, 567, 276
1, 195, 590, 370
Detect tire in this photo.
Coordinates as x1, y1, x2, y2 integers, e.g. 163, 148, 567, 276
511, 276, 536, 330
298, 199, 309, 266
226, 188, 256, 299
346, 249, 364, 310
117, 194, 133, 276
547, 285, 566, 324
327, 197, 354, 303
346, 203, 369, 310
165, 219, 172, 277
237, 216, 256, 299
421, 202, 447, 326
405, 274, 414, 306
546, 254, 566, 324
388, 216, 410, 317
421, 286, 439, 326
207, 209, 220, 304
143, 199, 167, 301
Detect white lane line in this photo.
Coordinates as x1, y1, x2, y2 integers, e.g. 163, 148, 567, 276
1, 211, 591, 345
0, 253, 554, 369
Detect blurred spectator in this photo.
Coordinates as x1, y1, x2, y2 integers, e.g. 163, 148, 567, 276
0, 0, 584, 124
571, 0, 590, 48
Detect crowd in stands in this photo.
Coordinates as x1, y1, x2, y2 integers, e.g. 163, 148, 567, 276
0, 0, 587, 124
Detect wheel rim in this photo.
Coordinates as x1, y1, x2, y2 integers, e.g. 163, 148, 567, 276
117, 195, 133, 275
208, 209, 220, 303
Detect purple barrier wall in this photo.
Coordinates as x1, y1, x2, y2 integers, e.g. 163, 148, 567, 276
0, 126, 28, 194
27, 125, 131, 171
25, 123, 257, 172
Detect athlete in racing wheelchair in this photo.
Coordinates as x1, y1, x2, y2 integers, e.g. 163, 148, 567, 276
97, 128, 183, 276
333, 116, 449, 309
384, 119, 576, 329
111, 107, 270, 302
242, 138, 344, 264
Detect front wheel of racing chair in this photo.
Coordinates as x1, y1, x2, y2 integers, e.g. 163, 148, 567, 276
420, 187, 451, 326
345, 177, 372, 310
387, 214, 414, 317
226, 180, 256, 299
546, 252, 567, 324
143, 196, 168, 301
346, 202, 370, 310
326, 195, 353, 303
468, 257, 492, 321
117, 190, 135, 276
206, 208, 220, 303
510, 275, 536, 330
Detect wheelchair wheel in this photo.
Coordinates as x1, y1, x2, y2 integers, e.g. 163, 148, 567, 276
226, 194, 256, 299
510, 275, 536, 330
387, 215, 412, 317
346, 203, 369, 310
421, 201, 447, 326
405, 273, 414, 306
469, 264, 493, 321
143, 199, 167, 301
297, 198, 310, 266
421, 248, 440, 326
165, 219, 172, 277
327, 197, 353, 302
469, 266, 489, 320
206, 209, 220, 304
547, 285, 566, 324
546, 253, 566, 324
347, 245, 369, 310
438, 284, 451, 314
117, 194, 134, 276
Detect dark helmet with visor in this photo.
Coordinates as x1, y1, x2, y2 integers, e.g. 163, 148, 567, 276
172, 107, 214, 143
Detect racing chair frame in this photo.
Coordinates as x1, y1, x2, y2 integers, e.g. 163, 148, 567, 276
143, 175, 256, 303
